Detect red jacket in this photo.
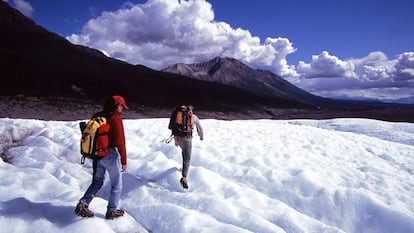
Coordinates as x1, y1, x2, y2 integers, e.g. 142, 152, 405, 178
93, 111, 127, 165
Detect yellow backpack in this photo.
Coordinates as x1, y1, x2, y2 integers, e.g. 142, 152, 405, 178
79, 116, 110, 164
168, 105, 195, 137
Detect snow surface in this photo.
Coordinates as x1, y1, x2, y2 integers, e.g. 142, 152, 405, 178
0, 117, 413, 233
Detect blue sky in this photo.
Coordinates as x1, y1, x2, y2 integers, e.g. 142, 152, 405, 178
6, 0, 414, 103
209, 0, 414, 64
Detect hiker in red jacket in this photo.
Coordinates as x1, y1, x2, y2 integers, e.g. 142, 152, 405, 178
75, 95, 128, 219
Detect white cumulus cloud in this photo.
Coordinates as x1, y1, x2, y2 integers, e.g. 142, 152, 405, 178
350, 52, 396, 82
296, 51, 356, 79
290, 51, 414, 102
67, 0, 297, 75
394, 52, 414, 81
11, 0, 33, 17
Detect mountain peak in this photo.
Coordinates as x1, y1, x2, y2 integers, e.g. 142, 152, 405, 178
162, 57, 324, 105
191, 56, 249, 70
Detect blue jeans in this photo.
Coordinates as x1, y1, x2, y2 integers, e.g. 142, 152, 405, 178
80, 148, 123, 211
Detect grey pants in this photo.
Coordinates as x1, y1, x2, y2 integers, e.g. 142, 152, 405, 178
176, 138, 192, 177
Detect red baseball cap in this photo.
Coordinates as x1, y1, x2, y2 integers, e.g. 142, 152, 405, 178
112, 95, 129, 110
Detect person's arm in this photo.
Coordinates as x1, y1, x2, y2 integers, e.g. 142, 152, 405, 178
110, 114, 127, 168
194, 115, 203, 140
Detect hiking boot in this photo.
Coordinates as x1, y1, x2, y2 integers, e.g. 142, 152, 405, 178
75, 202, 94, 217
180, 177, 189, 189
105, 209, 125, 219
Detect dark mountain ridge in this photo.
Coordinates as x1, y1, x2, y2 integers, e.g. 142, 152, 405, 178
0, 1, 306, 113
163, 57, 313, 99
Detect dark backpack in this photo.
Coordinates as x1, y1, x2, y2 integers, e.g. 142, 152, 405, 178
168, 105, 194, 137
79, 116, 110, 164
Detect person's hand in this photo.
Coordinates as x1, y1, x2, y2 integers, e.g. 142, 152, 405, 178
121, 164, 127, 172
